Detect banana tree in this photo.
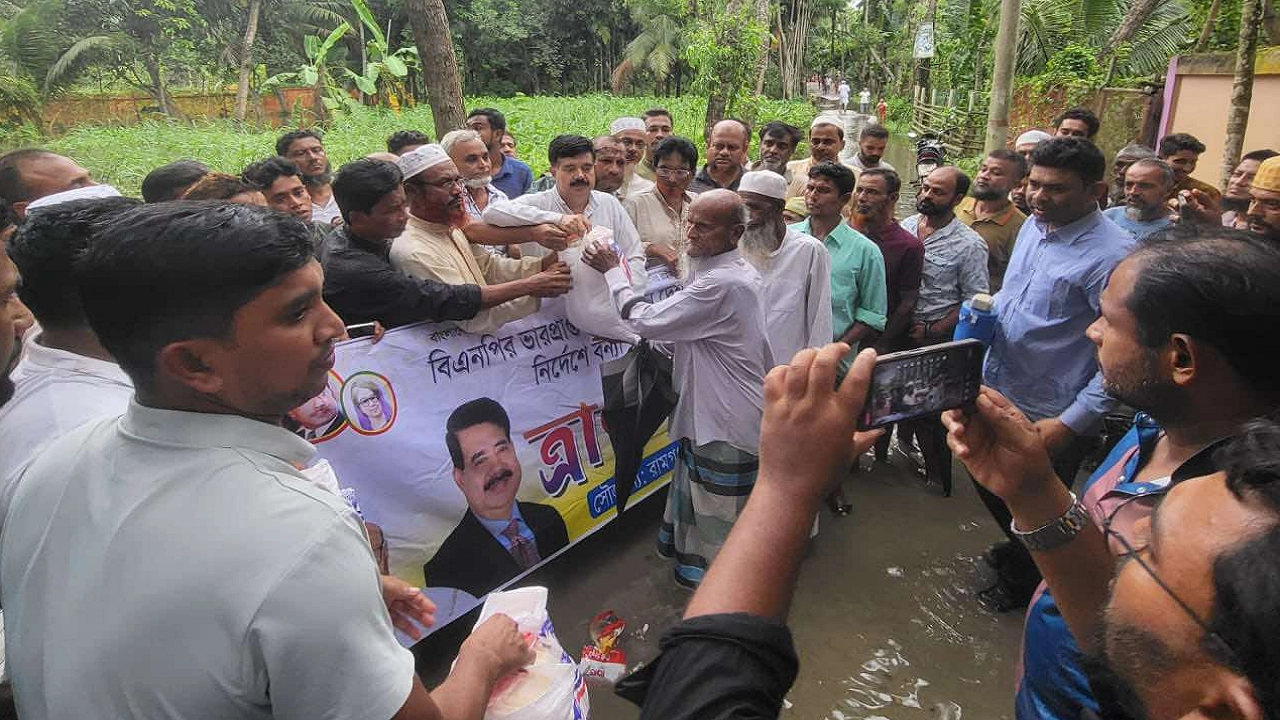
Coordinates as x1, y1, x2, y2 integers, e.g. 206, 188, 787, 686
343, 0, 418, 106
261, 21, 352, 120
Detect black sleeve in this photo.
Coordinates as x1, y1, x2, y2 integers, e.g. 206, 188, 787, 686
383, 266, 483, 326
615, 613, 798, 720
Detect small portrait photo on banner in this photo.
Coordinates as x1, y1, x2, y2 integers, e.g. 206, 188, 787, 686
424, 397, 571, 600
342, 372, 398, 435
282, 371, 348, 443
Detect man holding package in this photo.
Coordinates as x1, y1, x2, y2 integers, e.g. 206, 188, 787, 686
583, 189, 773, 589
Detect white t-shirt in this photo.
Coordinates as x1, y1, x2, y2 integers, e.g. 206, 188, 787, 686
312, 192, 341, 226
0, 402, 415, 720
0, 335, 133, 525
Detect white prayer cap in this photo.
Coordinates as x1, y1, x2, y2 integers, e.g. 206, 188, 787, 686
25, 184, 121, 212
738, 170, 787, 200
811, 116, 842, 130
610, 117, 646, 134
398, 144, 451, 180
1015, 130, 1052, 148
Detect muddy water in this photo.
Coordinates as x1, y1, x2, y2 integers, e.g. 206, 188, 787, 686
459, 455, 1024, 719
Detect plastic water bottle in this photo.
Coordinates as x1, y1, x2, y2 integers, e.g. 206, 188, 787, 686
953, 293, 998, 345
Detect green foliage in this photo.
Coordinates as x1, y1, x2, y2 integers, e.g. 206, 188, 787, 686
262, 22, 353, 112
40, 94, 815, 193
1029, 43, 1106, 94
683, 0, 768, 120
1017, 0, 1190, 79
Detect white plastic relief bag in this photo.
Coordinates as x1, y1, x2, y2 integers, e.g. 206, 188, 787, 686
476, 587, 590, 720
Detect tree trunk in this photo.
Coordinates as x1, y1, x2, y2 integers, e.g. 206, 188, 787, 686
1099, 0, 1161, 61
752, 0, 769, 95
1262, 0, 1280, 44
1222, 0, 1264, 190
1194, 0, 1221, 52
404, 0, 465, 136
984, 0, 1020, 153
143, 56, 186, 120
234, 0, 262, 122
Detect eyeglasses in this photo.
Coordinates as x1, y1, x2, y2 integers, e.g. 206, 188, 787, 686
618, 138, 647, 149
1100, 493, 1242, 669
656, 167, 692, 179
408, 176, 464, 190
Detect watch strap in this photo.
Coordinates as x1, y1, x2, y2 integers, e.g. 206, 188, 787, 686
1011, 492, 1089, 552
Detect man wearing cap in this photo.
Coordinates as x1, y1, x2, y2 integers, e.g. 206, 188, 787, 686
784, 117, 857, 201
391, 146, 573, 335
1245, 155, 1280, 244
737, 170, 832, 364
1011, 130, 1052, 215
612, 118, 657, 202
483, 135, 648, 342
1107, 144, 1156, 209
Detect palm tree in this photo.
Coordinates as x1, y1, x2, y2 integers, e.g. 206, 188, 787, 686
614, 11, 683, 93
1017, 0, 1190, 77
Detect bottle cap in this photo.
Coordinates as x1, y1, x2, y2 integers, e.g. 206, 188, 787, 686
970, 293, 995, 312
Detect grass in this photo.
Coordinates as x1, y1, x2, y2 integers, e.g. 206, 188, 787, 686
41, 94, 818, 196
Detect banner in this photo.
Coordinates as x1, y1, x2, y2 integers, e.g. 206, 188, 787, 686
288, 293, 677, 633
913, 21, 936, 59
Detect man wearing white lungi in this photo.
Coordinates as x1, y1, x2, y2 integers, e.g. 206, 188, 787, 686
583, 189, 774, 588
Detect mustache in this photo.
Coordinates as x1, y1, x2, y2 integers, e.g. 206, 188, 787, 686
483, 468, 514, 491
570, 178, 590, 186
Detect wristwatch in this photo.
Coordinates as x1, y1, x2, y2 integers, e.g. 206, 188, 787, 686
1011, 492, 1089, 551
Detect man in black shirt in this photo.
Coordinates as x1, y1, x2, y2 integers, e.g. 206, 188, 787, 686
323, 159, 552, 328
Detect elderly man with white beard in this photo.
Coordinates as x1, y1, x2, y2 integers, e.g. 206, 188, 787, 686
583, 189, 773, 589
737, 170, 833, 363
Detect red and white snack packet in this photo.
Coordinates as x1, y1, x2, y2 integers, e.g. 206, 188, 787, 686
578, 610, 627, 685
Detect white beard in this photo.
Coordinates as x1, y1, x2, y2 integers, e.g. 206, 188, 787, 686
464, 175, 492, 189
739, 219, 785, 272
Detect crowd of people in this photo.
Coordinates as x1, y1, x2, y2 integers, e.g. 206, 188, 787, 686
0, 98, 1279, 720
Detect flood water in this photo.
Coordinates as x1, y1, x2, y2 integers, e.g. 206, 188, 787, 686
421, 454, 1024, 719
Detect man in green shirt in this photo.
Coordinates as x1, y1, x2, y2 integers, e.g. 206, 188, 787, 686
790, 161, 887, 517
790, 161, 887, 368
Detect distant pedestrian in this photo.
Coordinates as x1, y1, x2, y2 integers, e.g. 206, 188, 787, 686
876, 98, 888, 125
838, 80, 850, 110
859, 88, 871, 115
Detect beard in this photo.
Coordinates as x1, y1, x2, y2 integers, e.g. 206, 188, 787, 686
916, 199, 950, 217
1086, 607, 1182, 720
303, 163, 333, 187
757, 156, 786, 174
971, 184, 1006, 201
740, 217, 785, 270
464, 175, 492, 189
1102, 350, 1174, 414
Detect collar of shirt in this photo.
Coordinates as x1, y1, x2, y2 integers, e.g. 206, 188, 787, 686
1033, 208, 1105, 246
18, 334, 132, 387
474, 504, 527, 540
1095, 412, 1232, 499
540, 188, 601, 218
960, 197, 1020, 226
641, 185, 692, 214
793, 217, 859, 247
693, 247, 746, 273
693, 165, 742, 190
405, 213, 458, 240
120, 400, 317, 468
334, 225, 393, 261
463, 183, 508, 218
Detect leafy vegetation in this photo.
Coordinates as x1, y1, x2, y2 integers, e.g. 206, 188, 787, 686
42, 94, 816, 194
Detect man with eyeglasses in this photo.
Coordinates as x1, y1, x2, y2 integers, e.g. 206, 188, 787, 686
612, 117, 657, 202
386, 147, 573, 334
942, 226, 1280, 720
625, 136, 699, 276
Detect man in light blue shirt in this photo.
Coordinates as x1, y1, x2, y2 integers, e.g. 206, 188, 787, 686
979, 137, 1137, 611
1102, 158, 1177, 241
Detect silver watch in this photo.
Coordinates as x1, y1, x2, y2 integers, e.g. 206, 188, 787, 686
1010, 492, 1089, 552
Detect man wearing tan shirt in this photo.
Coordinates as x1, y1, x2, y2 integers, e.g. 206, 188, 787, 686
391, 145, 572, 335
625, 136, 698, 277
955, 149, 1027, 293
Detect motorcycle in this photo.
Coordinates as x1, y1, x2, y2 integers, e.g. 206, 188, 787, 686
906, 130, 946, 184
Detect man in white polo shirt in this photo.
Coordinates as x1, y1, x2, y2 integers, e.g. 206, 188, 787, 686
0, 192, 136, 521
0, 203, 530, 719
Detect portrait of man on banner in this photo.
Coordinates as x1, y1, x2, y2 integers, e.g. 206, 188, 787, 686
424, 396, 571, 598
282, 373, 348, 443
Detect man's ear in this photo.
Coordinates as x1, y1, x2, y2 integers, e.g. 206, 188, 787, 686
155, 340, 224, 396
1168, 333, 1198, 387
453, 467, 466, 491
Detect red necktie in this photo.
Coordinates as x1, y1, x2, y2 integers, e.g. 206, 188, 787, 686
502, 519, 540, 570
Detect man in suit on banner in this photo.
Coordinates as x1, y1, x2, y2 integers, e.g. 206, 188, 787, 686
424, 397, 570, 598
